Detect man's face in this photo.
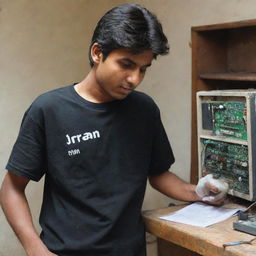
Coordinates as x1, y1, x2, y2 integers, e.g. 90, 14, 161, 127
93, 47, 154, 101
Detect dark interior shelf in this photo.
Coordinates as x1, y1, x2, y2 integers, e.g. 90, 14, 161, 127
199, 72, 256, 81
191, 19, 256, 185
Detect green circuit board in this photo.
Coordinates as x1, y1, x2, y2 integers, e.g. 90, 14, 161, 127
202, 139, 249, 194
212, 101, 247, 140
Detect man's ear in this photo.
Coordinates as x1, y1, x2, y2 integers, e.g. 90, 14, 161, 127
91, 43, 102, 65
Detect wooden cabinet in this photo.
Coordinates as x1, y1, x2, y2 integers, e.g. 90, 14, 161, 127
190, 19, 256, 184
157, 238, 201, 256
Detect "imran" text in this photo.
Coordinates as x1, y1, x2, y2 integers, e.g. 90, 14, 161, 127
66, 130, 100, 145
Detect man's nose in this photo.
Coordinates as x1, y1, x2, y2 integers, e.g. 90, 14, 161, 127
126, 70, 142, 86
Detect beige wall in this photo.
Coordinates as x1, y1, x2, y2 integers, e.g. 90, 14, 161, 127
1, 0, 256, 255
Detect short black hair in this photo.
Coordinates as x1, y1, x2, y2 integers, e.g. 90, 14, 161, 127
89, 4, 169, 67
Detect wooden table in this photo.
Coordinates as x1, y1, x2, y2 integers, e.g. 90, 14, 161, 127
143, 204, 256, 256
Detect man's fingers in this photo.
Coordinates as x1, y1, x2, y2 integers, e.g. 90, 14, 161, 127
205, 182, 219, 194
203, 197, 226, 206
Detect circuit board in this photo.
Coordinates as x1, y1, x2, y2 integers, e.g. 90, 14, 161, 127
198, 90, 256, 201
205, 101, 247, 140
201, 139, 249, 194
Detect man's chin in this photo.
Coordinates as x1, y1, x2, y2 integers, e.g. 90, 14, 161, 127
113, 92, 132, 100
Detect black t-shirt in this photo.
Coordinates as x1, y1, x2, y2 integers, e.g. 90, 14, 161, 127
6, 84, 175, 256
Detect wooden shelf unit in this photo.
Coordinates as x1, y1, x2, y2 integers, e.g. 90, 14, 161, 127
191, 19, 256, 184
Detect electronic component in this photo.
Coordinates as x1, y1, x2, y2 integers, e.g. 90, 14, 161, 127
212, 102, 246, 140
201, 139, 249, 195
232, 202, 256, 235
233, 220, 256, 236
201, 101, 247, 139
197, 90, 256, 201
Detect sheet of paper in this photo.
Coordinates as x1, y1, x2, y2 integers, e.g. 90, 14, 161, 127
159, 202, 243, 227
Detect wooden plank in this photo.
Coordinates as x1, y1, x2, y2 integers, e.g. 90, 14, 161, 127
192, 19, 256, 32
199, 72, 256, 81
143, 205, 256, 256
190, 29, 199, 184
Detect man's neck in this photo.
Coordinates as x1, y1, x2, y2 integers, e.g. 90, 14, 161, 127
74, 70, 110, 103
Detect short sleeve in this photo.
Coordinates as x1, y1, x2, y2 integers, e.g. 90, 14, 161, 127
6, 108, 46, 181
148, 106, 175, 176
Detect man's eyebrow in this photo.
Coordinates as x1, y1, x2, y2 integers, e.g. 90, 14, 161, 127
121, 58, 152, 67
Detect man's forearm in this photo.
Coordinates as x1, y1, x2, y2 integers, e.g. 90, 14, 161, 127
149, 171, 202, 202
0, 173, 56, 256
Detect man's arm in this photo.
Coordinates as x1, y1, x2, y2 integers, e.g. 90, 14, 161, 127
0, 172, 57, 256
149, 171, 201, 202
148, 171, 226, 204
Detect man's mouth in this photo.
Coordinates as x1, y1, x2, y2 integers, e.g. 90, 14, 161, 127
120, 85, 133, 93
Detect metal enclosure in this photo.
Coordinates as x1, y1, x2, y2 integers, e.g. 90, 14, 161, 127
197, 90, 256, 201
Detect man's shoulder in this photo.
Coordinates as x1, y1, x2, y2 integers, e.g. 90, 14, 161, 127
31, 84, 72, 108
37, 84, 71, 101
24, 84, 73, 119
129, 90, 156, 105
128, 91, 158, 111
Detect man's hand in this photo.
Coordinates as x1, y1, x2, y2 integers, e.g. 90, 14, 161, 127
26, 246, 58, 256
195, 174, 229, 204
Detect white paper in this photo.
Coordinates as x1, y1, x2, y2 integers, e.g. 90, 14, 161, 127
159, 202, 243, 227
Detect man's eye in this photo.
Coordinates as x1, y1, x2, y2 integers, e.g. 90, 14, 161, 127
121, 63, 132, 69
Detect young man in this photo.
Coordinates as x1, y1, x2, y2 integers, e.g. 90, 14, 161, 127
0, 4, 227, 256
